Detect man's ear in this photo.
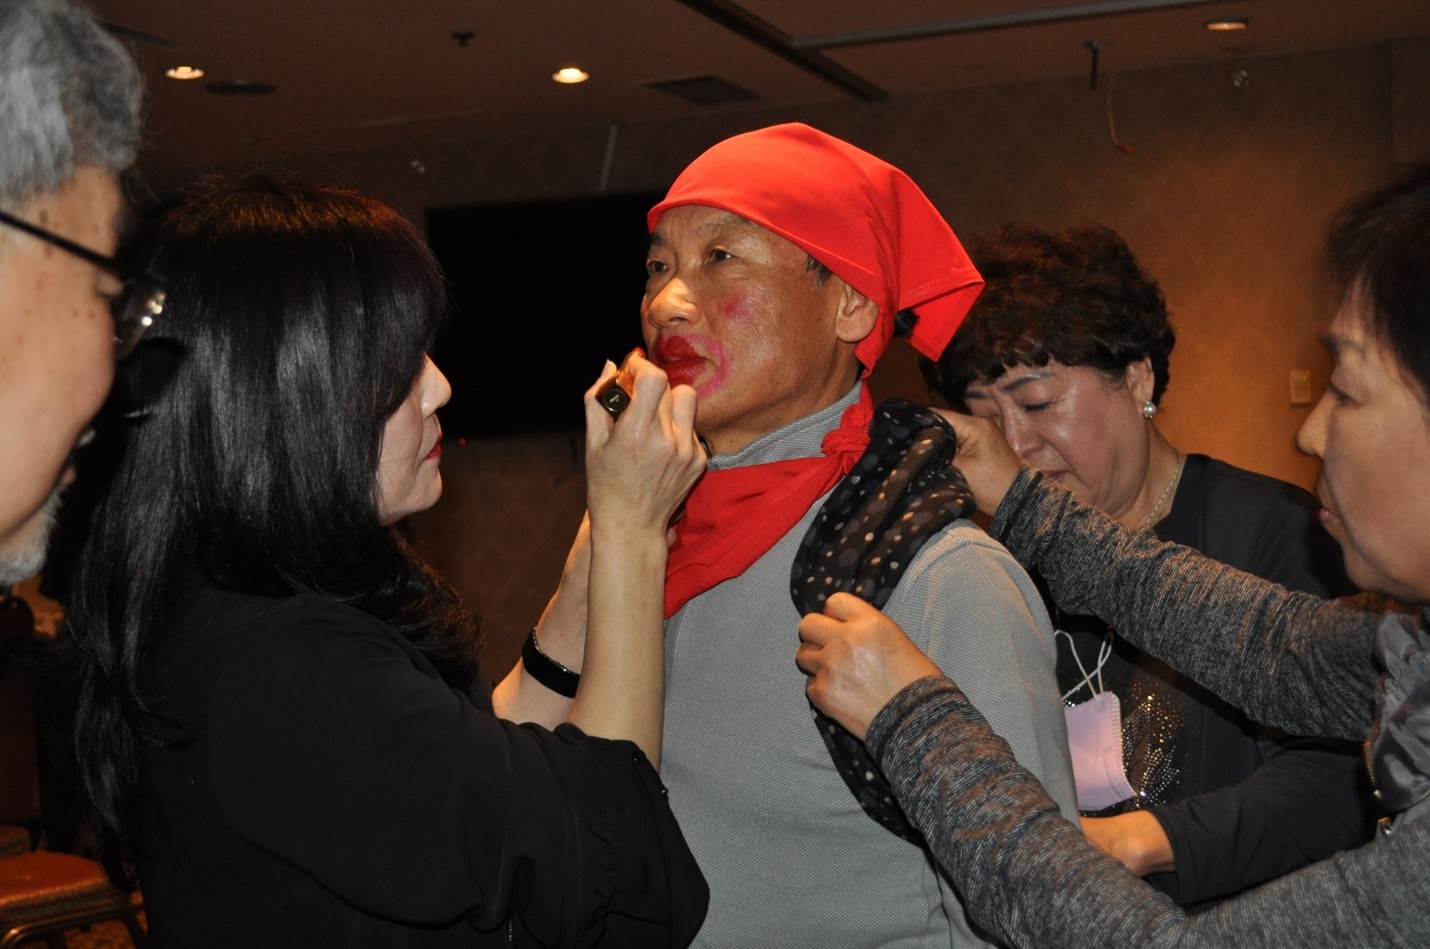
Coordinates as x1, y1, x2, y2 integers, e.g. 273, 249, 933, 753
834, 281, 879, 345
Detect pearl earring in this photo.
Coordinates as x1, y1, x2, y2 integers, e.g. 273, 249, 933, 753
1142, 400, 1157, 419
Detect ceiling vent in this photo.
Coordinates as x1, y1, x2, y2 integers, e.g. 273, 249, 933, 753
207, 79, 276, 97
646, 75, 758, 107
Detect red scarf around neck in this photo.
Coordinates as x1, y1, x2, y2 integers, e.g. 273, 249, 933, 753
663, 389, 873, 618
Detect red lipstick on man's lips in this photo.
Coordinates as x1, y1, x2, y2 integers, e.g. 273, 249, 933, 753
651, 337, 705, 387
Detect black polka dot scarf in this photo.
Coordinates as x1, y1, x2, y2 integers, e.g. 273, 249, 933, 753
790, 398, 976, 845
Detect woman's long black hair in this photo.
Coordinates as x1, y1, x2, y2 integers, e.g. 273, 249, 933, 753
67, 174, 480, 880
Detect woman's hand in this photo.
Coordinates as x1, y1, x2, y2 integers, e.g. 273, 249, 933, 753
796, 592, 942, 741
934, 409, 1024, 518
571, 352, 704, 765
584, 351, 705, 538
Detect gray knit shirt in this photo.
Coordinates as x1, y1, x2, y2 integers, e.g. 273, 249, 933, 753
869, 468, 1427, 948
661, 390, 1077, 948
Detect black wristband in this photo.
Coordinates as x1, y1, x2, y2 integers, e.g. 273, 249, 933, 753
521, 628, 580, 698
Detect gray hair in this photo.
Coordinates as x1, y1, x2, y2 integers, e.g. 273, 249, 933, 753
0, 0, 143, 210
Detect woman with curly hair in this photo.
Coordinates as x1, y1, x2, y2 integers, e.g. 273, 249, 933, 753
918, 224, 1373, 906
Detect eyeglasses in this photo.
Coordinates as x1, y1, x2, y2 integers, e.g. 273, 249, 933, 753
0, 207, 165, 359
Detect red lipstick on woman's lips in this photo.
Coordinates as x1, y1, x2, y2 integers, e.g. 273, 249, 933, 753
425, 430, 443, 462
651, 337, 705, 387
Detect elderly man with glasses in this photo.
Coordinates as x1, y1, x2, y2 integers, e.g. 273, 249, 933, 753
0, 0, 151, 587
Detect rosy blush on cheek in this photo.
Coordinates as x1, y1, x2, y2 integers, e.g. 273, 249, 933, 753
715, 287, 762, 325
694, 286, 764, 398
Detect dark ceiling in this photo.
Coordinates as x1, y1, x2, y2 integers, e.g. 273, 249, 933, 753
91, 0, 1430, 175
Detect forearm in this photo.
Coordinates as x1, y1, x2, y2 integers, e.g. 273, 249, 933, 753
1089, 742, 1373, 896
559, 351, 698, 762
493, 522, 590, 726
1148, 737, 1376, 903
991, 469, 1380, 739
569, 525, 667, 765
491, 611, 583, 726
869, 677, 1421, 947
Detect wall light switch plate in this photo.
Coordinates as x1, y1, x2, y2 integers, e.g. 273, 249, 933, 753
1289, 369, 1313, 406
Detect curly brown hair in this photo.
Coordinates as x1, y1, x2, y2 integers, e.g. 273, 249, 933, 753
922, 224, 1174, 410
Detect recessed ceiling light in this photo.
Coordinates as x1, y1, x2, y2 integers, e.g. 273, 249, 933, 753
1204, 17, 1250, 31
165, 65, 205, 80
552, 66, 590, 85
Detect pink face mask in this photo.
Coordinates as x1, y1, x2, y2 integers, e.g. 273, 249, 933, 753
1058, 630, 1137, 812
1065, 692, 1138, 811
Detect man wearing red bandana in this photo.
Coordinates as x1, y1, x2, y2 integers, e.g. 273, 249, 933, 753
644, 124, 1077, 946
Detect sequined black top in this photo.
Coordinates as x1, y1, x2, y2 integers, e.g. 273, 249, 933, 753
1050, 453, 1376, 905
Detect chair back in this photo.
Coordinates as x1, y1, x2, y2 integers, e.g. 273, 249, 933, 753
0, 599, 42, 829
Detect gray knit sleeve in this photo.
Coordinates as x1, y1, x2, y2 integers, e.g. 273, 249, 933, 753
868, 677, 1430, 948
869, 677, 1188, 948
989, 468, 1380, 740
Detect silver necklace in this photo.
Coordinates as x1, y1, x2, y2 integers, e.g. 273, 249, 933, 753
1138, 454, 1186, 531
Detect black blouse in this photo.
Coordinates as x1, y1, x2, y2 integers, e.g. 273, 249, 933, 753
1050, 454, 1375, 906
138, 577, 706, 946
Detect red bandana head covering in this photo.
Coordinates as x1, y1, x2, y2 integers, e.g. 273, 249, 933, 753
648, 122, 983, 377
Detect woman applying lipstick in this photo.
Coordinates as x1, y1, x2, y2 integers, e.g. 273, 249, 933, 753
65, 175, 708, 946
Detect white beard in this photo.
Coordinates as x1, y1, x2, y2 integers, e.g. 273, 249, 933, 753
0, 488, 63, 587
